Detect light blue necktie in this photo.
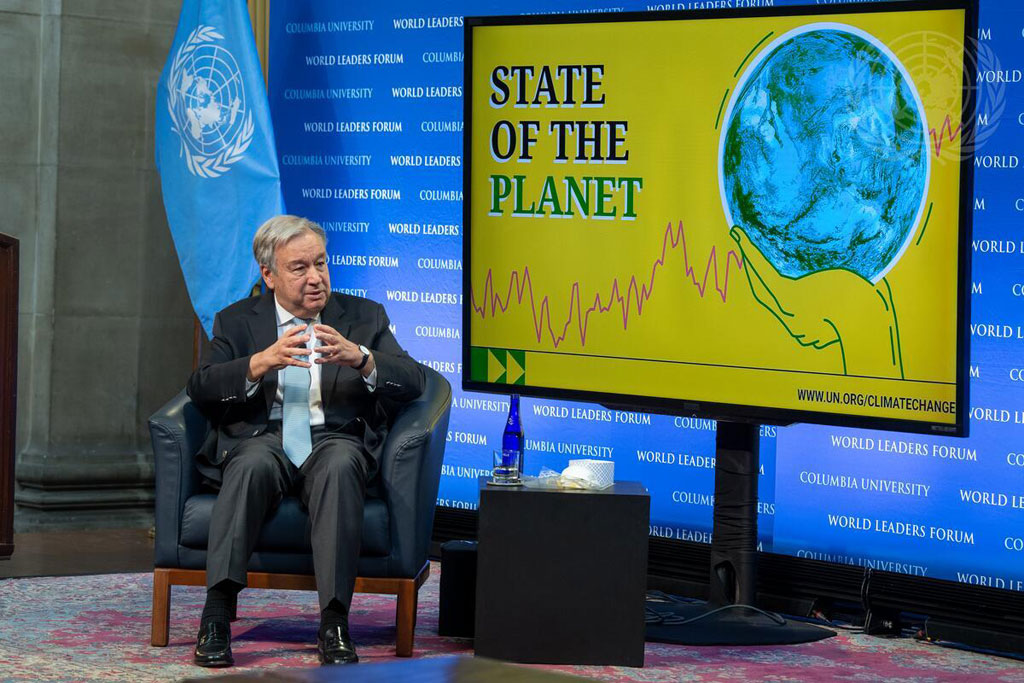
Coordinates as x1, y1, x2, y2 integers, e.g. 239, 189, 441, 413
281, 319, 313, 467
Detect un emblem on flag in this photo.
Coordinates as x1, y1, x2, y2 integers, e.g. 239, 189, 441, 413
167, 25, 253, 178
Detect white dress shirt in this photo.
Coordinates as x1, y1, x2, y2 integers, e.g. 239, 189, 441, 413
245, 296, 377, 424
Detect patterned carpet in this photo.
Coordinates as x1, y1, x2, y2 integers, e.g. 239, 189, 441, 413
1, 564, 1022, 682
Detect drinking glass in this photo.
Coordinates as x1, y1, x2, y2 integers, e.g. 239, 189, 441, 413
491, 448, 521, 485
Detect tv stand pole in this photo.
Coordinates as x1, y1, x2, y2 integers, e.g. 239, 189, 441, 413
645, 420, 833, 645
708, 421, 760, 608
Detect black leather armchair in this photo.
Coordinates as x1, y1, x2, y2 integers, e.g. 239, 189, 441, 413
148, 366, 451, 656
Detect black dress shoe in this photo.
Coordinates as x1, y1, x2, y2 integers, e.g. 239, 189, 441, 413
318, 625, 359, 665
194, 619, 233, 667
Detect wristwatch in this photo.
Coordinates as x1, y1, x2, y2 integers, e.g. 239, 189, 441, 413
355, 344, 371, 370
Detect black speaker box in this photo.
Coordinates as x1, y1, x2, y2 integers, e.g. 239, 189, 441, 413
438, 539, 477, 638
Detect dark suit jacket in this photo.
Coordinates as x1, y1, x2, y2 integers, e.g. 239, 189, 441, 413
186, 292, 425, 480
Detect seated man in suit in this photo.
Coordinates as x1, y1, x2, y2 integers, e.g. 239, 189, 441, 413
186, 214, 425, 667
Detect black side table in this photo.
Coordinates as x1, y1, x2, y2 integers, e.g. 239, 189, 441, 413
474, 477, 650, 667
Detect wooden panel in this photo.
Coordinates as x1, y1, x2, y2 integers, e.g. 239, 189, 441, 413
245, 0, 270, 84
0, 233, 18, 561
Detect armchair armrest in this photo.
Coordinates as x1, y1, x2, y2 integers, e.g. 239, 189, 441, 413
149, 389, 210, 568
379, 367, 452, 577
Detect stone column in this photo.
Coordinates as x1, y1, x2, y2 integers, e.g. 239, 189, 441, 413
7, 0, 195, 530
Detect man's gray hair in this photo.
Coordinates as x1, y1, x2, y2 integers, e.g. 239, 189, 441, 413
252, 215, 327, 271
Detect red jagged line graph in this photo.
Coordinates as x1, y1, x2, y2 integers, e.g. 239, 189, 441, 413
469, 116, 959, 351
470, 221, 744, 349
929, 114, 963, 157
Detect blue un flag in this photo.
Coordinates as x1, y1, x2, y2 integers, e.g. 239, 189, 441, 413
155, 0, 284, 337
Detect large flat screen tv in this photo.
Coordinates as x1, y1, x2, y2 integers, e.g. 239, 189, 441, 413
463, 0, 975, 436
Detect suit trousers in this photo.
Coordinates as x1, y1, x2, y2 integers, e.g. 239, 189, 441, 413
205, 424, 369, 612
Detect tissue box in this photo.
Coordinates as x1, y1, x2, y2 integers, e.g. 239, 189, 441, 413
563, 459, 614, 489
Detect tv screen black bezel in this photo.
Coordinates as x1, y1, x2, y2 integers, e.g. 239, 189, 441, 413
462, 0, 977, 437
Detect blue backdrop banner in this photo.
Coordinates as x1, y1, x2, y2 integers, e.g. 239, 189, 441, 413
268, 0, 1024, 592
157, 0, 285, 336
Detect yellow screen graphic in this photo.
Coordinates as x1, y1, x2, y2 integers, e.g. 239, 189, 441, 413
468, 10, 967, 427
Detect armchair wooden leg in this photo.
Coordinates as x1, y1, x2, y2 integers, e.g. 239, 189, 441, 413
151, 568, 171, 647
395, 578, 418, 657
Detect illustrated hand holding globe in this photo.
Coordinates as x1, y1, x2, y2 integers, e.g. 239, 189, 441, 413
720, 25, 930, 379
730, 226, 903, 379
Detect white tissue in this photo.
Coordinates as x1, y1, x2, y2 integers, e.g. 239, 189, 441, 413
559, 459, 614, 489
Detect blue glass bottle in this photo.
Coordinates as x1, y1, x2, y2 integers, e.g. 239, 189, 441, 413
502, 394, 524, 476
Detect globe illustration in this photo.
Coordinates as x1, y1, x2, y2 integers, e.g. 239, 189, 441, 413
720, 25, 929, 282
171, 42, 247, 157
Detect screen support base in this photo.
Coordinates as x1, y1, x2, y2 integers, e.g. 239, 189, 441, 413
645, 421, 834, 645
